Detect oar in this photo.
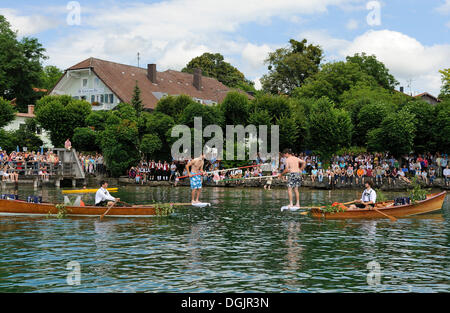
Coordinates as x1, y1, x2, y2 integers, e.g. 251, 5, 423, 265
372, 207, 397, 222
100, 201, 117, 220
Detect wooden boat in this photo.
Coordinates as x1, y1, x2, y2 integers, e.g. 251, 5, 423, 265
310, 191, 447, 220
0, 199, 166, 218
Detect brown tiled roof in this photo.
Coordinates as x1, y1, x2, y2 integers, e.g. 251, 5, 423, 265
414, 92, 440, 102
66, 57, 251, 110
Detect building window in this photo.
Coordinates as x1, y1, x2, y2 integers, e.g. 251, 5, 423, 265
82, 79, 88, 88
104, 94, 109, 103
81, 96, 87, 101
91, 95, 95, 103
109, 94, 114, 103
36, 127, 42, 135
73, 96, 79, 100
100, 94, 104, 103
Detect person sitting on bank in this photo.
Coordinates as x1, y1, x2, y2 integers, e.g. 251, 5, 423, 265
348, 181, 377, 210
95, 181, 120, 207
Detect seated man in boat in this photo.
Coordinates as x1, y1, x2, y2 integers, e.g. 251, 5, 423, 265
186, 154, 205, 204
95, 181, 120, 207
349, 181, 377, 210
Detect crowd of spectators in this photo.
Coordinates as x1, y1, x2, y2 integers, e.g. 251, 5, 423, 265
0, 150, 60, 182
129, 152, 450, 188
78, 153, 106, 175
285, 152, 450, 187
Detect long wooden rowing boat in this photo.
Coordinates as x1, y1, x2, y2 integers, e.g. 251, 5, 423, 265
0, 199, 161, 218
310, 191, 447, 220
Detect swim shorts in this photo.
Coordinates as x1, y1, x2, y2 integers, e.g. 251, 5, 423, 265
287, 173, 302, 188
190, 173, 202, 189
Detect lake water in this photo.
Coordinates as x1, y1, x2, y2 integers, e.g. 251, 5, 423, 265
0, 186, 448, 293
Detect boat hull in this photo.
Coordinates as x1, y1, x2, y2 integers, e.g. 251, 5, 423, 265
0, 199, 159, 218
310, 191, 447, 220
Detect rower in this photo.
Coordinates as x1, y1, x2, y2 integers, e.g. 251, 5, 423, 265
95, 181, 120, 207
349, 181, 377, 210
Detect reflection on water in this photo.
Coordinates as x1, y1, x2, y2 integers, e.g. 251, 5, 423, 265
0, 185, 448, 293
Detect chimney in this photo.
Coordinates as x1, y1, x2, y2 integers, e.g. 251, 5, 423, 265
193, 68, 202, 91
148, 64, 157, 83
28, 105, 35, 115
400, 86, 404, 93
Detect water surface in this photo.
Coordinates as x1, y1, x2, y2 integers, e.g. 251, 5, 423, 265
0, 186, 448, 292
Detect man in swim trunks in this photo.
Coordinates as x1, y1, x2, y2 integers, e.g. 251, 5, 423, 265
279, 148, 306, 208
186, 154, 205, 204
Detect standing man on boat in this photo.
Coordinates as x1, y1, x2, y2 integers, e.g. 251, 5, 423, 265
279, 148, 306, 208
95, 181, 120, 207
186, 154, 205, 204
348, 181, 377, 210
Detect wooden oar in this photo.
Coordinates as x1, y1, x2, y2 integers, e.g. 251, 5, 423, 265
100, 201, 117, 220
372, 207, 397, 222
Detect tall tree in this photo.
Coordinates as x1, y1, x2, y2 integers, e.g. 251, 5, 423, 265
182, 52, 253, 89
0, 15, 47, 112
439, 68, 450, 100
131, 81, 143, 117
39, 65, 63, 91
346, 53, 398, 90
0, 97, 15, 128
34, 95, 92, 147
261, 39, 323, 95
293, 61, 377, 104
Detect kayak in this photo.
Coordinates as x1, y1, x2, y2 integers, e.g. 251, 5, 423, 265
62, 188, 118, 194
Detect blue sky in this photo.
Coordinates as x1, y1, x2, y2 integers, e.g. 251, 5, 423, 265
1, 0, 449, 95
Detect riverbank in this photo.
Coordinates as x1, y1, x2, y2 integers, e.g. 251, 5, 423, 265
2, 175, 448, 191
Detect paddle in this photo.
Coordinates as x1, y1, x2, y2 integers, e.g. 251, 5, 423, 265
100, 201, 117, 220
372, 207, 397, 222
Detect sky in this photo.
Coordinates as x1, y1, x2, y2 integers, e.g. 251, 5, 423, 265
1, 0, 449, 96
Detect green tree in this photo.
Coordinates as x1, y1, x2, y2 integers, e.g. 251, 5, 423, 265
131, 81, 143, 117
0, 97, 15, 128
35, 95, 92, 147
307, 97, 353, 157
293, 61, 377, 104
261, 39, 323, 95
439, 68, 450, 100
140, 134, 162, 159
0, 130, 15, 152
72, 127, 99, 152
433, 101, 450, 153
404, 100, 436, 153
368, 109, 416, 157
219, 92, 249, 126
155, 95, 195, 122
355, 102, 393, 146
346, 53, 398, 90
182, 52, 252, 88
250, 94, 291, 123
0, 16, 47, 112
276, 114, 299, 151
85, 110, 114, 131
39, 65, 63, 91
99, 119, 140, 177
179, 102, 224, 128
12, 129, 43, 152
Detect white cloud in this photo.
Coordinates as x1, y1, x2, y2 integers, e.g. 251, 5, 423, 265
346, 19, 359, 30
0, 8, 59, 36
241, 43, 272, 70
436, 0, 450, 14
301, 29, 450, 96
42, 0, 359, 70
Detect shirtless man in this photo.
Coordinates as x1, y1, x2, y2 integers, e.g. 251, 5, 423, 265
186, 154, 205, 204
279, 148, 306, 208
